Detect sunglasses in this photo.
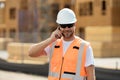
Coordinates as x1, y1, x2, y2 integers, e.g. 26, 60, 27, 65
59, 23, 74, 28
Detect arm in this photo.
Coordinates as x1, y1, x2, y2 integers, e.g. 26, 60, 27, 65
85, 45, 96, 80
28, 28, 62, 57
28, 38, 53, 57
86, 65, 96, 80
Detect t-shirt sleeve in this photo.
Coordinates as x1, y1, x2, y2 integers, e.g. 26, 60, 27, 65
85, 45, 95, 67
44, 45, 51, 56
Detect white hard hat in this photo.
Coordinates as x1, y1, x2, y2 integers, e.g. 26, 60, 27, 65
56, 8, 77, 24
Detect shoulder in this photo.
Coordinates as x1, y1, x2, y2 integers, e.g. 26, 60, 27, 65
76, 36, 90, 46
81, 39, 90, 46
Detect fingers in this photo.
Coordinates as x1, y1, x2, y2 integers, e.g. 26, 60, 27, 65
55, 28, 62, 39
57, 27, 60, 30
55, 33, 61, 39
50, 27, 62, 40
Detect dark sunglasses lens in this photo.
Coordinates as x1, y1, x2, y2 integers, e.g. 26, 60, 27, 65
60, 25, 66, 28
67, 24, 74, 28
60, 24, 74, 28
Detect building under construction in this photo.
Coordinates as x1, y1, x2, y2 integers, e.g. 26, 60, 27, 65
0, 0, 120, 58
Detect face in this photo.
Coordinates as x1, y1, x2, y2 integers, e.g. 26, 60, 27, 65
59, 23, 75, 40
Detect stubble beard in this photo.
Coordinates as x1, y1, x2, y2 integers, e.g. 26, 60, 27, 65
62, 30, 74, 39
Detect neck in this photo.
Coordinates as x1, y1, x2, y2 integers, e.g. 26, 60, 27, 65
63, 35, 75, 41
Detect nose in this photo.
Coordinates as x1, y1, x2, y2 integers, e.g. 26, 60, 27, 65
64, 26, 70, 30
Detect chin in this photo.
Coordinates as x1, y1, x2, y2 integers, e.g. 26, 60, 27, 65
64, 35, 73, 38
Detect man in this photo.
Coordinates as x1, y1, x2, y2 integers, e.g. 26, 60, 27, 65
29, 8, 96, 80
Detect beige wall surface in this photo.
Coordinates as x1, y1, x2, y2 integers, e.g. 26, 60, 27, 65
86, 26, 120, 57
76, 0, 112, 27
0, 0, 5, 1
7, 42, 48, 64
5, 0, 20, 29
0, 9, 5, 23
112, 7, 120, 26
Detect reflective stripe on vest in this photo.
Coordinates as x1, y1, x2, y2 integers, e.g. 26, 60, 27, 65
49, 71, 59, 78
48, 37, 88, 80
61, 40, 86, 80
75, 40, 86, 78
49, 41, 57, 76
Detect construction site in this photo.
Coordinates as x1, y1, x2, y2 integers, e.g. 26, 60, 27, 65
0, 0, 120, 80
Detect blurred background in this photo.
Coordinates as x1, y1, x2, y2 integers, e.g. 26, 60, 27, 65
0, 0, 120, 80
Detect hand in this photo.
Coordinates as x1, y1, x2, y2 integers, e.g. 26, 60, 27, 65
50, 27, 62, 41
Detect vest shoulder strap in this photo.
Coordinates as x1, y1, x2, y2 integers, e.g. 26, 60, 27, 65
49, 39, 61, 60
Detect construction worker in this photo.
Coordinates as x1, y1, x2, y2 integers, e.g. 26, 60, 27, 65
29, 8, 96, 80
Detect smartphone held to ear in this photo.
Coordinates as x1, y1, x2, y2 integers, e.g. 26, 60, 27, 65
55, 27, 62, 39
58, 27, 60, 30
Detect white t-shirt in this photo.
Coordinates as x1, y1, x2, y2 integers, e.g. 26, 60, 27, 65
45, 40, 94, 67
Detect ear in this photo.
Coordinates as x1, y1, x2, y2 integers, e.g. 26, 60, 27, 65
74, 23, 76, 26
74, 23, 76, 29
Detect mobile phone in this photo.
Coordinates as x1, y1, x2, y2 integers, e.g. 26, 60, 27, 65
55, 27, 62, 39
58, 26, 60, 31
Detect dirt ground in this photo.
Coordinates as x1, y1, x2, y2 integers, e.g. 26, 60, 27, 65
0, 70, 48, 80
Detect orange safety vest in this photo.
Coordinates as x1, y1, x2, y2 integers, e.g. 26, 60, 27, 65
48, 36, 89, 80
